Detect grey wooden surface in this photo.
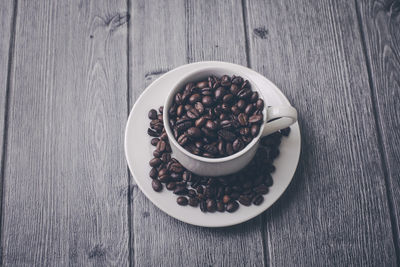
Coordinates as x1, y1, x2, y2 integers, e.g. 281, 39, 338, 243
0, 0, 399, 266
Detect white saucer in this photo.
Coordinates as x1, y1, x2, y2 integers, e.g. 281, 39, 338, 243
125, 61, 301, 227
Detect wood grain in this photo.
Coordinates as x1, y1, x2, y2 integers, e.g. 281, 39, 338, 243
244, 0, 397, 265
0, 0, 15, 217
129, 0, 265, 266
1, 1, 129, 266
356, 0, 400, 259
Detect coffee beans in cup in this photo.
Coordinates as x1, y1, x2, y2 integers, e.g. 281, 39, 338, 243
147, 106, 290, 213
168, 75, 264, 158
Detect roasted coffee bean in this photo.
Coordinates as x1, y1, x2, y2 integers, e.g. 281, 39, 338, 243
218, 129, 236, 142
177, 105, 184, 117
156, 140, 166, 152
230, 192, 240, 200
264, 173, 273, 187
238, 113, 248, 126
148, 109, 157, 120
249, 114, 263, 123
175, 93, 183, 105
177, 196, 188, 206
152, 179, 162, 192
195, 102, 205, 114
158, 168, 169, 182
251, 124, 260, 137
177, 134, 188, 146
226, 142, 234, 155
239, 127, 250, 136
222, 195, 231, 204
238, 195, 252, 206
166, 182, 176, 190
161, 153, 171, 163
222, 93, 233, 104
254, 184, 269, 194
217, 140, 225, 155
149, 157, 162, 167
170, 162, 184, 173
232, 76, 243, 85
231, 105, 240, 115
159, 106, 164, 114
238, 88, 252, 99
173, 186, 188, 195
280, 127, 291, 136
250, 92, 259, 103
187, 127, 202, 138
217, 201, 225, 212
202, 96, 213, 106
149, 168, 158, 179
147, 128, 160, 137
256, 99, 264, 110
226, 201, 239, 213
237, 99, 246, 110
201, 88, 212, 96
188, 197, 199, 207
205, 120, 218, 131
197, 81, 208, 89
214, 87, 225, 100
230, 84, 240, 95
195, 117, 207, 128
170, 172, 181, 181
195, 140, 203, 149
252, 194, 264, 205
151, 138, 160, 146
220, 75, 231, 86
203, 144, 218, 155
189, 93, 201, 104
153, 150, 161, 158
206, 199, 217, 212
187, 108, 200, 119
233, 138, 244, 152
182, 171, 193, 182
169, 105, 177, 116
244, 104, 254, 115
201, 127, 217, 138
200, 200, 207, 212
220, 120, 233, 129
241, 80, 250, 89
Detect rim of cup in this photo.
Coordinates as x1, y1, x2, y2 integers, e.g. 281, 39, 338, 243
163, 66, 268, 163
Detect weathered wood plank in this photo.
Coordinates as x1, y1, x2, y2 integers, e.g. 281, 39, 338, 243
0, 0, 15, 214
129, 0, 265, 266
1, 1, 129, 266
244, 0, 397, 266
356, 0, 400, 260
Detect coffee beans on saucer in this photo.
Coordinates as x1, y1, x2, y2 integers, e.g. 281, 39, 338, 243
147, 106, 290, 213
168, 75, 264, 158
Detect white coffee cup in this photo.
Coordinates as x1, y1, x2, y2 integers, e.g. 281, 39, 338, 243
163, 66, 297, 176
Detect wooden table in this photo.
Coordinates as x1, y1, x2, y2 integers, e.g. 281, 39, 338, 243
0, 0, 399, 266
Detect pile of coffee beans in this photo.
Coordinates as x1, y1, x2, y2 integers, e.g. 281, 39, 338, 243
167, 75, 264, 158
147, 106, 290, 213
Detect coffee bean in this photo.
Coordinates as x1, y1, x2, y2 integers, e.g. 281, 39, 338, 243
170, 162, 184, 173
222, 94, 233, 104
195, 102, 205, 114
188, 197, 199, 207
177, 196, 188, 206
223, 195, 231, 204
217, 140, 225, 155
158, 168, 169, 182
204, 144, 218, 155
226, 201, 239, 212
244, 104, 254, 115
226, 142, 234, 155
206, 199, 217, 212
148, 109, 157, 120
195, 117, 207, 128
200, 200, 207, 212
214, 87, 225, 100
149, 168, 158, 179
230, 84, 240, 95
252, 194, 264, 205
232, 76, 243, 85
202, 96, 213, 106
147, 128, 160, 137
205, 120, 217, 131
152, 179, 162, 192
156, 140, 166, 152
250, 92, 259, 103
241, 80, 250, 89
238, 113, 248, 126
217, 201, 225, 212
218, 129, 236, 142
161, 153, 171, 163
201, 127, 217, 138
187, 108, 200, 119
177, 134, 188, 146
182, 170, 193, 182
238, 88, 252, 99
159, 106, 164, 114
256, 99, 264, 110
177, 105, 184, 117
264, 173, 273, 187
187, 127, 202, 138
153, 150, 161, 158
233, 138, 244, 152
249, 114, 263, 123
231, 105, 240, 115
151, 138, 160, 146
251, 124, 260, 137
149, 158, 162, 167
197, 81, 208, 89
220, 75, 231, 86
239, 195, 252, 206
254, 184, 269, 194
237, 99, 246, 110
189, 94, 201, 104
175, 93, 183, 105
173, 186, 188, 195
166, 182, 176, 190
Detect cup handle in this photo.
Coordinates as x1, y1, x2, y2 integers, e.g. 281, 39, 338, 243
262, 106, 298, 136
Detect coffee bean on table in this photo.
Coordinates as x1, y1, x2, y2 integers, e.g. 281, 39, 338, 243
188, 197, 199, 207
148, 109, 157, 120
177, 197, 188, 206
149, 158, 162, 167
149, 168, 158, 179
